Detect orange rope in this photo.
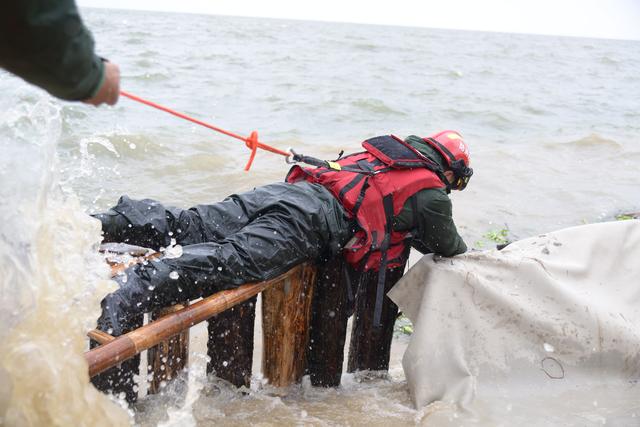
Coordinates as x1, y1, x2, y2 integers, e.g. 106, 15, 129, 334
120, 90, 289, 171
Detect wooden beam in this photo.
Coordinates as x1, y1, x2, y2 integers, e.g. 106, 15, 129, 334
87, 329, 115, 345
85, 264, 306, 378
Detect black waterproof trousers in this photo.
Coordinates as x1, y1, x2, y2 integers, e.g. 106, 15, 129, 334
91, 182, 352, 401
94, 181, 352, 334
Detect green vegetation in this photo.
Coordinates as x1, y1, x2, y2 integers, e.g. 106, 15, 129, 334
615, 214, 636, 221
394, 314, 414, 336
474, 226, 511, 249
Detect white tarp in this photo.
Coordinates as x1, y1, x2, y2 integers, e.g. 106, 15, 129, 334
389, 220, 640, 424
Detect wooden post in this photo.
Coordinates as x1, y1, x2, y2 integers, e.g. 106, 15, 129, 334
306, 255, 350, 387
206, 296, 256, 388
347, 263, 406, 373
147, 303, 190, 394
262, 263, 316, 387
89, 313, 143, 404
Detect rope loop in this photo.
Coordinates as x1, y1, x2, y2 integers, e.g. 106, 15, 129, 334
244, 131, 259, 171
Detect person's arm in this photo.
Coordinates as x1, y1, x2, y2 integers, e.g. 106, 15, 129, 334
0, 0, 119, 104
395, 188, 467, 256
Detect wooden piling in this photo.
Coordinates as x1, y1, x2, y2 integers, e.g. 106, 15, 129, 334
306, 255, 350, 387
347, 264, 407, 373
261, 263, 316, 387
206, 296, 257, 388
89, 313, 143, 404
147, 303, 190, 394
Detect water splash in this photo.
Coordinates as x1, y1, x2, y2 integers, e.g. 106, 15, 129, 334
0, 99, 130, 425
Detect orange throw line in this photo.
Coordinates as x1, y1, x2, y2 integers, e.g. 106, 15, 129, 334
120, 90, 289, 170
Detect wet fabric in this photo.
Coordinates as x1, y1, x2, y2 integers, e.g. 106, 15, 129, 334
94, 181, 352, 335
389, 220, 640, 413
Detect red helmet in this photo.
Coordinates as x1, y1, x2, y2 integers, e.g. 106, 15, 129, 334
423, 130, 473, 190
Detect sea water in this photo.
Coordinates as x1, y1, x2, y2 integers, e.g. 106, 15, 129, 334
0, 8, 638, 426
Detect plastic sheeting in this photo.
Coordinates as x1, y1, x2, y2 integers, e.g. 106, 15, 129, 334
389, 220, 640, 422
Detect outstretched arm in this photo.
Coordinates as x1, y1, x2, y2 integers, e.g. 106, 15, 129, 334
0, 0, 119, 104
395, 188, 467, 256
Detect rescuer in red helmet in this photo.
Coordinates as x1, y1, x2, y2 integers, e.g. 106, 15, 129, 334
91, 131, 471, 401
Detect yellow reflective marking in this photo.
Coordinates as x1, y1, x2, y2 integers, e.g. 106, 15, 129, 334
447, 132, 461, 140
327, 161, 342, 170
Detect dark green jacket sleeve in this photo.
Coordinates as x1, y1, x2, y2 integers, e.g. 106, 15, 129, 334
394, 188, 467, 257
0, 0, 104, 100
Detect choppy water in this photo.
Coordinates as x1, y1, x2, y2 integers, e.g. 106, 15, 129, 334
0, 7, 639, 426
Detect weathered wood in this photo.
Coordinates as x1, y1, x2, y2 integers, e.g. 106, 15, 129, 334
207, 296, 257, 388
147, 303, 190, 394
347, 264, 406, 373
306, 255, 350, 387
262, 263, 316, 387
86, 265, 306, 378
87, 329, 115, 345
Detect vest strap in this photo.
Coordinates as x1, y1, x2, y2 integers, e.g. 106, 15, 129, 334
373, 194, 395, 328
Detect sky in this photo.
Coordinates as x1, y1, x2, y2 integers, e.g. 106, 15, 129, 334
76, 0, 640, 41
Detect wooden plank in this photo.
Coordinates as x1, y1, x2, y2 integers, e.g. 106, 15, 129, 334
86, 266, 306, 378
147, 302, 190, 394
306, 255, 350, 387
347, 264, 406, 373
261, 263, 316, 387
207, 296, 256, 388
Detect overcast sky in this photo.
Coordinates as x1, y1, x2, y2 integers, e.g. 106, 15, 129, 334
77, 0, 640, 41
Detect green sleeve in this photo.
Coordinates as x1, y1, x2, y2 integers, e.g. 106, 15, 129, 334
394, 188, 467, 257
0, 0, 105, 100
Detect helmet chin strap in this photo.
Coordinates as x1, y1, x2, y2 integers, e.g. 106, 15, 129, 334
434, 169, 452, 194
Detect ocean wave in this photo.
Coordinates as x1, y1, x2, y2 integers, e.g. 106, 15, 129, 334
599, 56, 620, 65
351, 98, 407, 116
520, 104, 548, 116
543, 134, 622, 150
128, 71, 171, 81
352, 43, 381, 52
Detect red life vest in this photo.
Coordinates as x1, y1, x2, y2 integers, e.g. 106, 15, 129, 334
286, 135, 446, 271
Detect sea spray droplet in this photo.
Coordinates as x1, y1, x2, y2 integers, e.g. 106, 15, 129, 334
164, 244, 183, 259
169, 271, 179, 280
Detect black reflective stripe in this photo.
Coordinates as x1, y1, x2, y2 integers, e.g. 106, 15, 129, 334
373, 194, 395, 328
314, 168, 334, 177
426, 137, 456, 164
351, 177, 370, 217
357, 159, 375, 172
339, 166, 375, 175
370, 230, 378, 250
338, 173, 366, 202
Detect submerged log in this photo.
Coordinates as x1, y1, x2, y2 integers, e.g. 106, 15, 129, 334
306, 255, 350, 387
262, 263, 316, 387
347, 264, 406, 373
86, 266, 306, 378
207, 296, 257, 388
147, 302, 190, 394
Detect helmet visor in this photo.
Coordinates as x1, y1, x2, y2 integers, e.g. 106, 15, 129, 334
451, 160, 473, 190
